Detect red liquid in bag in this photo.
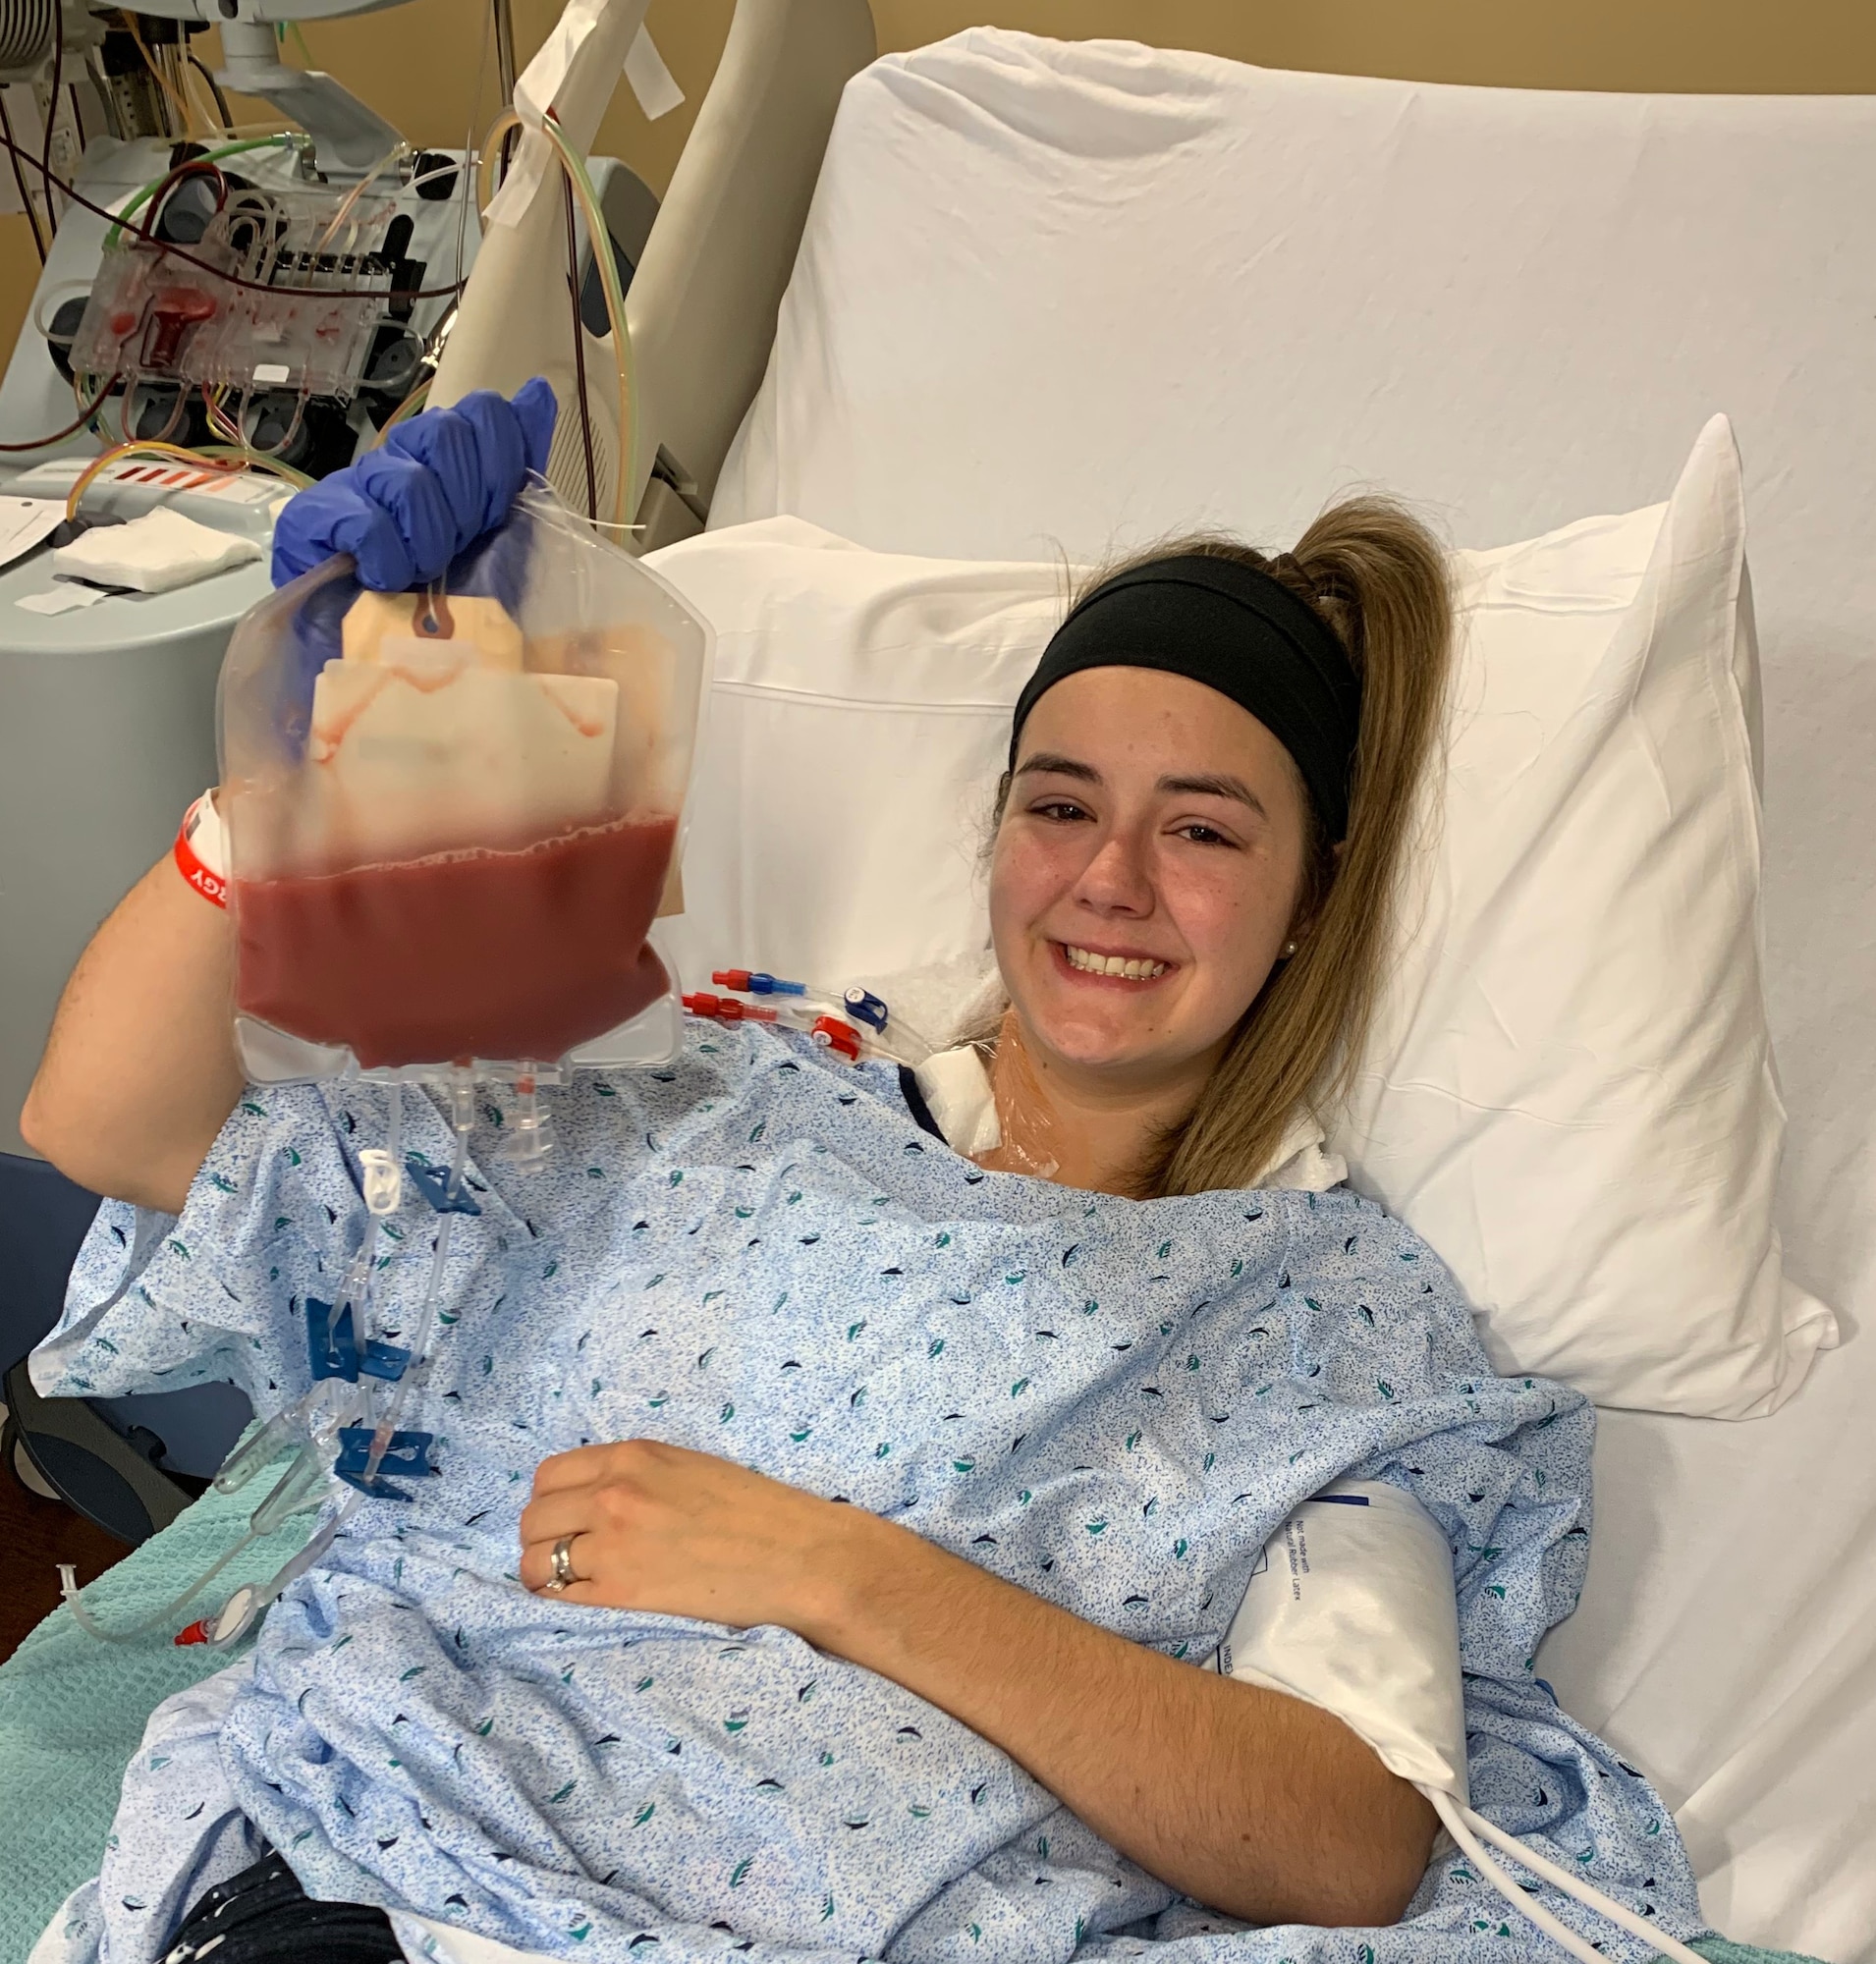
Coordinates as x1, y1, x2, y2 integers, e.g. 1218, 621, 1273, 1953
235, 814, 678, 1068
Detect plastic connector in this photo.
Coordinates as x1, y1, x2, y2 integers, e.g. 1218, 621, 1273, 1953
843, 988, 889, 1031
335, 1468, 414, 1501
404, 1158, 483, 1216
710, 969, 805, 998
684, 992, 778, 1025
811, 1016, 862, 1062
335, 1426, 435, 1479
359, 1147, 403, 1215
359, 1338, 412, 1382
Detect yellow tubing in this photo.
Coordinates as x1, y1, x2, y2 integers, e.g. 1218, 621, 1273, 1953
64, 439, 311, 520
475, 108, 636, 528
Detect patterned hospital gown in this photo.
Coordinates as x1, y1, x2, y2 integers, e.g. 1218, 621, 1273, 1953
36, 1024, 1708, 1964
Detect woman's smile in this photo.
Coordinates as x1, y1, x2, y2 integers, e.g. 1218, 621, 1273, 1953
1054, 941, 1174, 983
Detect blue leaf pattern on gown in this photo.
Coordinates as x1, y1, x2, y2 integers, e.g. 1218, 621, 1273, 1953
41, 1025, 1706, 1963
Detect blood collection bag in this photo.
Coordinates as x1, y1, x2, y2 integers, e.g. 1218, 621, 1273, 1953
219, 485, 711, 1083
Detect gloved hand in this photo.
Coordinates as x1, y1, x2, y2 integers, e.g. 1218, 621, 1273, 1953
270, 378, 557, 590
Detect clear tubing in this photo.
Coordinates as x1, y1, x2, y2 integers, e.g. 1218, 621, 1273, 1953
68, 1083, 423, 1643
1423, 1789, 1706, 1964
869, 1033, 926, 1068
212, 1374, 356, 1499
249, 1444, 333, 1534
359, 1205, 456, 1487
545, 117, 636, 524
448, 1067, 475, 1153
76, 1394, 354, 1638
147, 384, 189, 445
204, 1489, 363, 1651
31, 281, 94, 343
498, 1065, 554, 1165
61, 1515, 264, 1644
342, 1241, 373, 1307
101, 136, 302, 250
67, 1382, 366, 1643
359, 1075, 471, 1486
256, 1490, 359, 1604
242, 388, 308, 461
312, 144, 406, 254
213, 1399, 309, 1496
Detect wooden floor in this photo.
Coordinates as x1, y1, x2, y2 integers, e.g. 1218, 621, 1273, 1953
0, 1450, 129, 1664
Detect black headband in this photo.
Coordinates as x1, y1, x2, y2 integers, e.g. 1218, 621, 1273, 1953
1008, 555, 1361, 842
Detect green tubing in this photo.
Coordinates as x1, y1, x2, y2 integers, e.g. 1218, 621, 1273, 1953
102, 134, 303, 249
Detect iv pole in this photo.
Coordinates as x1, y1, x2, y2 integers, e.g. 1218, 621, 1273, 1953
492, 0, 518, 103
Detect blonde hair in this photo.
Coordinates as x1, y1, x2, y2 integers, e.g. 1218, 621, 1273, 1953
990, 499, 1453, 1197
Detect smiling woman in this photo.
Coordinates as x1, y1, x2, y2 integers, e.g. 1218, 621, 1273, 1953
975, 510, 1453, 1198
31, 416, 1709, 1963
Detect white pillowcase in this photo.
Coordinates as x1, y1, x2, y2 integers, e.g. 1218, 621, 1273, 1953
1336, 416, 1833, 1415
650, 414, 1835, 1416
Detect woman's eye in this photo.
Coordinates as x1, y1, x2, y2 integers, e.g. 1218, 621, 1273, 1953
1029, 800, 1091, 824
1175, 823, 1236, 847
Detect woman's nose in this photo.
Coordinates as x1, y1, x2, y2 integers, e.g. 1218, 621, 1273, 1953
1073, 831, 1155, 915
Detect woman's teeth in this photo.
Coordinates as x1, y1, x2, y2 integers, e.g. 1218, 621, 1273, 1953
1063, 945, 1167, 980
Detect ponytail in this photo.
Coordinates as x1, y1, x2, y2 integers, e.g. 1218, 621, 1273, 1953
1145, 500, 1453, 1195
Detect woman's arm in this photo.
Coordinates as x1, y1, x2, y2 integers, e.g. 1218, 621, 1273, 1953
803, 1513, 1435, 1927
21, 385, 559, 1215
20, 848, 242, 1213
519, 1441, 1436, 1929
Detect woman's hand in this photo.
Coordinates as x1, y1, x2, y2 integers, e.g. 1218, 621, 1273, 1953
269, 377, 556, 590
518, 1439, 876, 1638
518, 1440, 1432, 1927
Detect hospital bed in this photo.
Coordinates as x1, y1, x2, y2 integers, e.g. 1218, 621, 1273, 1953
685, 32, 1876, 1959
8, 15, 1876, 1962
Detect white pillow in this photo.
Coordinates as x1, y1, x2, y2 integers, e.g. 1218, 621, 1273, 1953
650, 415, 1836, 1416
656, 529, 1052, 988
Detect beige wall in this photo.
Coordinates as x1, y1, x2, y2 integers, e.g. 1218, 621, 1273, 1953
8, 0, 1876, 417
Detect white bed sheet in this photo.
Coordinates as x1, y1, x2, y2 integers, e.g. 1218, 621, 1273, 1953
713, 33, 1876, 1959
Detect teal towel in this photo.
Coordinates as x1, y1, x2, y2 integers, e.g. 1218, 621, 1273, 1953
0, 1465, 306, 1964
1692, 1950, 1832, 1964
0, 1482, 1836, 1964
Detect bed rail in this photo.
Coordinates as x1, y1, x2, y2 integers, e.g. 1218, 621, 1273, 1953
626, 0, 874, 547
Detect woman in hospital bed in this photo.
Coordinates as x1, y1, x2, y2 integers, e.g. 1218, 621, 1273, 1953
22, 388, 1712, 1964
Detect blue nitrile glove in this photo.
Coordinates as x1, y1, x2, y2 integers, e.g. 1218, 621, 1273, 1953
270, 377, 557, 590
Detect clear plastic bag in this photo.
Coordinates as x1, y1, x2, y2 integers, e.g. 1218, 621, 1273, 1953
219, 484, 711, 1084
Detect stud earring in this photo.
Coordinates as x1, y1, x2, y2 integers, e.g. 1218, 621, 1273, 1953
1283, 941, 1298, 957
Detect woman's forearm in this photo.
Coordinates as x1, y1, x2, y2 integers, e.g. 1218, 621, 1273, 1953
21, 849, 242, 1213
804, 1514, 1435, 1928
517, 1441, 1435, 1924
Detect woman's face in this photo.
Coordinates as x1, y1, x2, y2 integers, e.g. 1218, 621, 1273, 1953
989, 667, 1314, 1092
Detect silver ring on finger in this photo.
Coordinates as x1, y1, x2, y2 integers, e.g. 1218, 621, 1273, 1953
547, 1534, 579, 1592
